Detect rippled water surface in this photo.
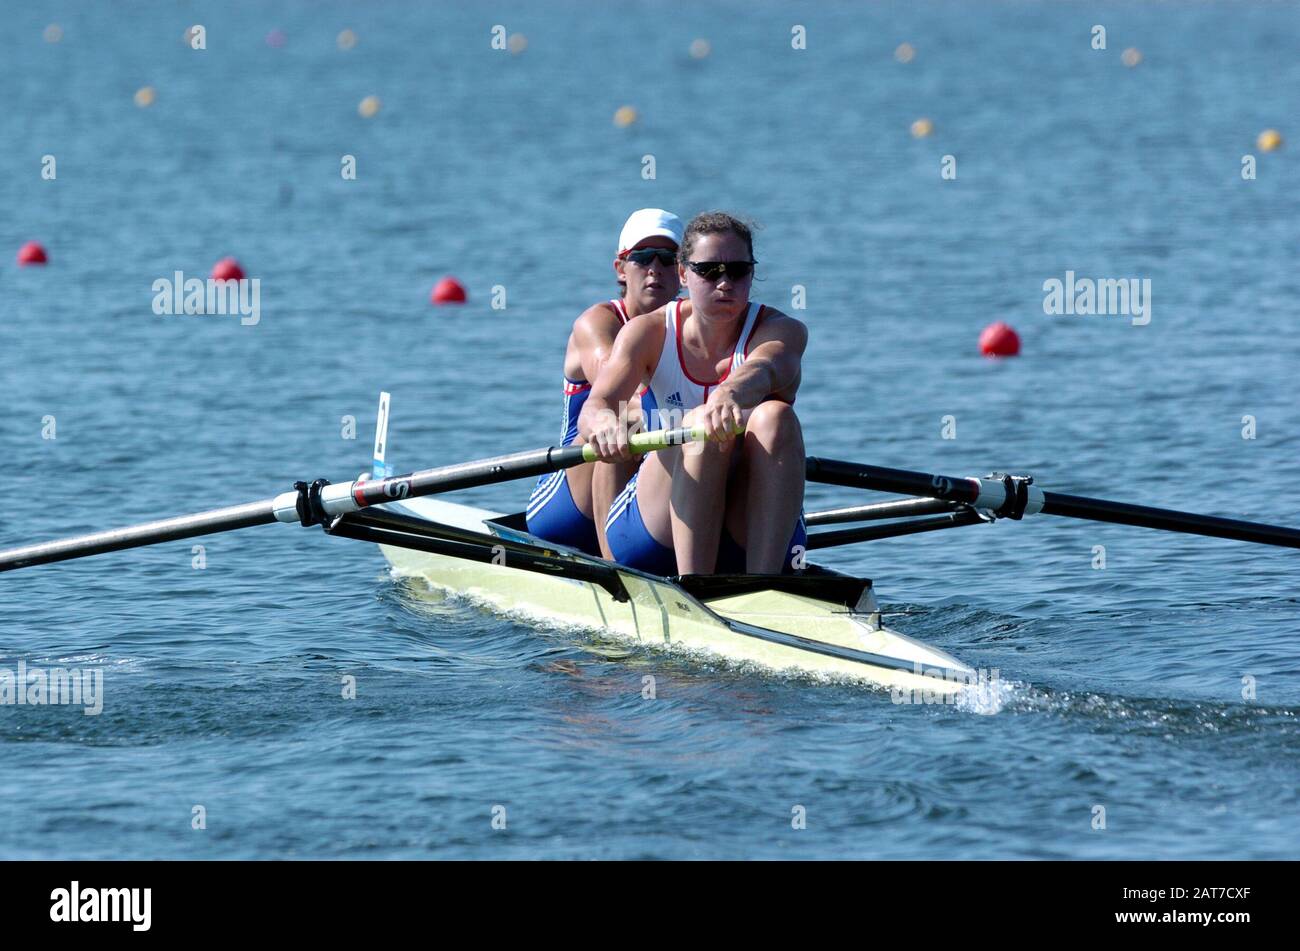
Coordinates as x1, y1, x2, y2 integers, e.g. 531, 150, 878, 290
1, 1, 1297, 859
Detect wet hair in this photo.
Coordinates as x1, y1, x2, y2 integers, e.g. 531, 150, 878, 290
678, 212, 757, 265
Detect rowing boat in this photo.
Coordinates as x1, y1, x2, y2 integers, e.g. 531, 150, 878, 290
3, 392, 1298, 702
366, 493, 976, 695
345, 397, 973, 695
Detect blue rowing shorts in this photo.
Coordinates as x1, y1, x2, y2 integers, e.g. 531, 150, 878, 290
526, 470, 600, 555
605, 472, 806, 575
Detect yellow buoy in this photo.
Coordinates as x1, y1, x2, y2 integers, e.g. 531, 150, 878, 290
614, 105, 638, 128
358, 95, 381, 118
1257, 129, 1283, 152
1121, 47, 1142, 67
894, 42, 915, 64
134, 86, 156, 108
44, 24, 63, 43
910, 117, 933, 138
508, 33, 527, 54
689, 38, 711, 60
338, 29, 357, 51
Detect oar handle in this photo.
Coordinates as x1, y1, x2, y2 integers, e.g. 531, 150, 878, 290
579, 423, 743, 463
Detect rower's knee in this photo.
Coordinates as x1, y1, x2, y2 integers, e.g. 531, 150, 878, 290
746, 400, 802, 449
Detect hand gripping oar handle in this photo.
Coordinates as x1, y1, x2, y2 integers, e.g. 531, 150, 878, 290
582, 423, 730, 462
0, 424, 726, 573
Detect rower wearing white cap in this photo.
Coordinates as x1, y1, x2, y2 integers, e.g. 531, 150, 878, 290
526, 209, 684, 557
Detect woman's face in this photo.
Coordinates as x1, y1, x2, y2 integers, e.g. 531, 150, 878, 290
615, 236, 681, 310
681, 231, 753, 320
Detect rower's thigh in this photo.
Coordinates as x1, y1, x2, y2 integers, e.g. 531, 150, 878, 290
566, 462, 594, 518
634, 447, 677, 547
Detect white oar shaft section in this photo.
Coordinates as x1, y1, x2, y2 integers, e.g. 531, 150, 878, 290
0, 501, 281, 572
0, 424, 722, 573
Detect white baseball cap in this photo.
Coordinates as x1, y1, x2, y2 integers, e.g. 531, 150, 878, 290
617, 208, 683, 256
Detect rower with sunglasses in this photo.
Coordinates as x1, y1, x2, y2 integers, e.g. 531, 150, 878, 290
526, 208, 684, 557
580, 211, 807, 576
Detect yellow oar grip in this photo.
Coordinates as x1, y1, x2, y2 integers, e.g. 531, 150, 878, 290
580, 423, 744, 462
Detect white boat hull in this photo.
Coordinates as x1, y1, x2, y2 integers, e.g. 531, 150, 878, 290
378, 496, 975, 697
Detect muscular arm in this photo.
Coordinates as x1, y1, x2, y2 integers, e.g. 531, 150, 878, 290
715, 310, 807, 408
578, 313, 663, 459
570, 304, 623, 386
690, 310, 805, 441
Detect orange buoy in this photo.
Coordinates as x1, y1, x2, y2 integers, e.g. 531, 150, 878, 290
211, 257, 245, 281
979, 321, 1020, 357
431, 277, 467, 304
17, 241, 48, 266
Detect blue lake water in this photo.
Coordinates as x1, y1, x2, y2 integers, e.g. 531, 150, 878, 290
1, 0, 1297, 858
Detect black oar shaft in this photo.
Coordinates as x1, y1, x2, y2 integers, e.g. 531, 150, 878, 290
1041, 493, 1300, 549
806, 456, 1300, 550
351, 445, 586, 508
807, 510, 985, 549
805, 458, 983, 504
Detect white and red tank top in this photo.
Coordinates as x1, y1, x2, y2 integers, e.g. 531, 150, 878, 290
642, 300, 763, 431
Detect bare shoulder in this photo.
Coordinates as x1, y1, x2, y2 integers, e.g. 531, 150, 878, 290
617, 306, 669, 349
572, 300, 623, 338
602, 306, 668, 380
754, 307, 808, 349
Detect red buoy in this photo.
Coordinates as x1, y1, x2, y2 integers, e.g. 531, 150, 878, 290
211, 257, 246, 281
431, 276, 467, 304
17, 241, 48, 266
979, 321, 1020, 357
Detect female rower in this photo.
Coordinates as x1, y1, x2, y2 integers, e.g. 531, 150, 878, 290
579, 211, 807, 575
525, 209, 683, 557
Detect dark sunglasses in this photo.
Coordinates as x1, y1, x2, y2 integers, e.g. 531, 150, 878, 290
686, 260, 756, 281
623, 248, 677, 267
